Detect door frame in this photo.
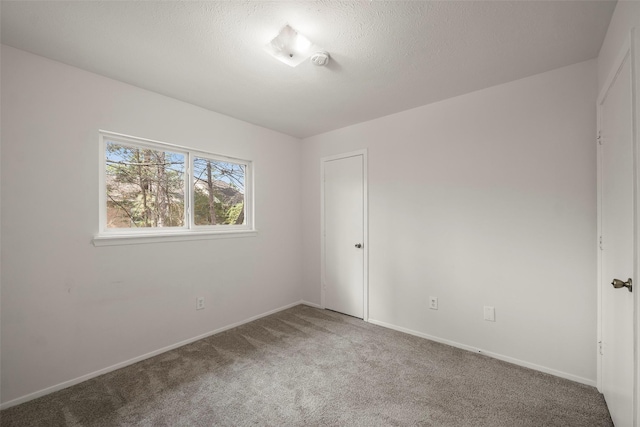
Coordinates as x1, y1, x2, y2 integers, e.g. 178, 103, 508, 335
596, 27, 639, 425
320, 149, 369, 321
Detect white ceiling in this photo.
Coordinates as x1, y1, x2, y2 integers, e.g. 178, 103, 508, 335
1, 1, 616, 138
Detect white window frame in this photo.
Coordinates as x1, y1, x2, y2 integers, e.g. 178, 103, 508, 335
93, 130, 256, 246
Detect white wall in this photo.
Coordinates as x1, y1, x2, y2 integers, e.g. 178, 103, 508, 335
0, 45, 303, 405
301, 60, 598, 384
597, 1, 640, 94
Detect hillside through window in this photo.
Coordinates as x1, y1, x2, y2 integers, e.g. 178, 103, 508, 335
97, 131, 252, 242
106, 142, 186, 228
193, 156, 246, 226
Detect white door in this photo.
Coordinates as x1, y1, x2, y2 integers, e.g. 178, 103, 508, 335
599, 44, 635, 427
323, 154, 365, 318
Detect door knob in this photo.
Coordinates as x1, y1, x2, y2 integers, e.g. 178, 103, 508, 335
355, 243, 362, 248
611, 278, 632, 292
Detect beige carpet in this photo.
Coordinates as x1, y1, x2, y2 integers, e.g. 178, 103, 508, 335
1, 305, 612, 426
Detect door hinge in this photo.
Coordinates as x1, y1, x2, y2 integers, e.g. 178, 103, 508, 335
599, 235, 603, 251
599, 340, 603, 356
597, 130, 602, 145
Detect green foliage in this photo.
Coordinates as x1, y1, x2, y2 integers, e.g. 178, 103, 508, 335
193, 188, 244, 225
226, 202, 244, 225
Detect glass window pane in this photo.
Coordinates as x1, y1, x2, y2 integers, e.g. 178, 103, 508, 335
105, 141, 185, 228
192, 156, 245, 226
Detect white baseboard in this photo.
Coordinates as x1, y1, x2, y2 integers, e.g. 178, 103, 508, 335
0, 300, 304, 410
300, 300, 322, 309
2, 303, 596, 410
367, 318, 596, 388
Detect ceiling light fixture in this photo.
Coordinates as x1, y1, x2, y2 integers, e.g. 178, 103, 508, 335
264, 24, 321, 67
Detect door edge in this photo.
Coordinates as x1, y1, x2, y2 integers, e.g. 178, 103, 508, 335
596, 27, 639, 427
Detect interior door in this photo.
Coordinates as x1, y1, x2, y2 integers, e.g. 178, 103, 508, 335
599, 47, 635, 427
323, 154, 364, 318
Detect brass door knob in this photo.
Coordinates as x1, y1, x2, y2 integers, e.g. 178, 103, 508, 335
611, 278, 632, 292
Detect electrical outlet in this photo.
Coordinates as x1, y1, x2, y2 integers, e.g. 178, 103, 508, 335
483, 306, 495, 322
429, 296, 438, 310
196, 297, 205, 310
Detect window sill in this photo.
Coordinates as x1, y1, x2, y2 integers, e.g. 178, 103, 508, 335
92, 230, 258, 247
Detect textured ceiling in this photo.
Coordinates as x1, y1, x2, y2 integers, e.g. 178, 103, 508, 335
1, 1, 616, 138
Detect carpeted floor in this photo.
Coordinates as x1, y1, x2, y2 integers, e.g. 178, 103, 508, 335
1, 305, 612, 426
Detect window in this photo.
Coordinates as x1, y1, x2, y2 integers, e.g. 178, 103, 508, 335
95, 131, 254, 246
